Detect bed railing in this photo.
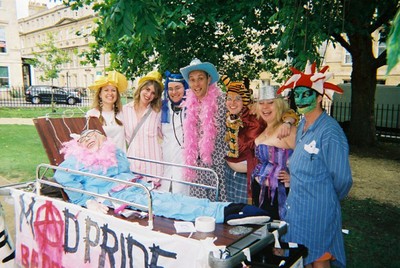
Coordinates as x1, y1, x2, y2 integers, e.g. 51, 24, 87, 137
127, 156, 220, 201
35, 163, 155, 229
33, 157, 221, 230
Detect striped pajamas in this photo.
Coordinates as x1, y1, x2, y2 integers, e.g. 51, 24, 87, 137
283, 112, 352, 267
123, 102, 164, 182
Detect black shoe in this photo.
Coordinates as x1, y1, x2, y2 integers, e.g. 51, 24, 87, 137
225, 205, 271, 226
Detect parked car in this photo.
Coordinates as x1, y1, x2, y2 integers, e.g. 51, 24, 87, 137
25, 85, 82, 105
61, 86, 88, 97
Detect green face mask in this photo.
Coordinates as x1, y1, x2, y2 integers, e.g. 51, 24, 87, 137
294, 86, 317, 114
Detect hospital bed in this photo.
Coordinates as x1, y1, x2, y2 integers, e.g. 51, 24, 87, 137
1, 113, 301, 267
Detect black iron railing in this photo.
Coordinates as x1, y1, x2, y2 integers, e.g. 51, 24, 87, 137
0, 86, 92, 108
330, 102, 400, 140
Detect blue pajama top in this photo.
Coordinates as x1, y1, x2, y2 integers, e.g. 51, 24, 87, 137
55, 148, 229, 223
283, 112, 352, 267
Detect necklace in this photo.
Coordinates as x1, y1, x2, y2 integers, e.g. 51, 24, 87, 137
183, 83, 220, 167
172, 109, 184, 147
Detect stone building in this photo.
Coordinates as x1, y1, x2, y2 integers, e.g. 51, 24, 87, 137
18, 1, 108, 89
0, 0, 24, 90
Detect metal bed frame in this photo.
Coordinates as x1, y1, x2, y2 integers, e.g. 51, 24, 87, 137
0, 113, 294, 267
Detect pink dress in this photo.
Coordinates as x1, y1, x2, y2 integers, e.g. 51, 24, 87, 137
122, 102, 163, 183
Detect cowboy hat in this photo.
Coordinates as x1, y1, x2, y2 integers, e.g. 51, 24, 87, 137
180, 58, 219, 85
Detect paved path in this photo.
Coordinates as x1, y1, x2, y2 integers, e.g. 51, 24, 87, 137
0, 118, 34, 125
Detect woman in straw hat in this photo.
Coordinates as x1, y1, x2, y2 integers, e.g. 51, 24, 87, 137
87, 70, 128, 152
123, 71, 164, 188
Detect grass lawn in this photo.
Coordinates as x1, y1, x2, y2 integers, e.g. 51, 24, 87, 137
342, 198, 400, 267
0, 107, 88, 118
0, 125, 48, 181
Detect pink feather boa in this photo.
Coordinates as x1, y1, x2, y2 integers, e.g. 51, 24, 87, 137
60, 139, 118, 173
183, 83, 221, 181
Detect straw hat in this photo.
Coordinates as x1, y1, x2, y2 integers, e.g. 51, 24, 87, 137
138, 71, 163, 89
88, 70, 128, 93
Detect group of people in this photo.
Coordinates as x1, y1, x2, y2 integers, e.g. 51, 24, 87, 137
55, 59, 353, 268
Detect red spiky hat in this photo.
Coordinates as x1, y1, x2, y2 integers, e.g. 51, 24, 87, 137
277, 61, 343, 100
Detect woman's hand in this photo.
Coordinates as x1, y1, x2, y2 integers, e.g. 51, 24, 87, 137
277, 122, 291, 140
278, 170, 290, 185
86, 199, 109, 214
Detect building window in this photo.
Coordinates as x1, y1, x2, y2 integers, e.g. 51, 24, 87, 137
0, 27, 6, 53
344, 49, 352, 64
0, 66, 9, 87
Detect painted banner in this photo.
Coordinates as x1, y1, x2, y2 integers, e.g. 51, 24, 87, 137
11, 189, 219, 268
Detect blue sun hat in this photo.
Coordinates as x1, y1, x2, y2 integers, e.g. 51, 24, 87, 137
161, 71, 189, 123
180, 58, 219, 85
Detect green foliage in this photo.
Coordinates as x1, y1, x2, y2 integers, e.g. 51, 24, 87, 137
64, 0, 399, 146
26, 33, 71, 83
66, 0, 283, 80
64, 0, 399, 81
387, 9, 400, 74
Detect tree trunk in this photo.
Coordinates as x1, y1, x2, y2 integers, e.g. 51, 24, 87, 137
347, 34, 377, 147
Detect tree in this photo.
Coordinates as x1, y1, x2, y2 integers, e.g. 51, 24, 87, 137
263, 0, 399, 146
69, 0, 278, 78
27, 32, 72, 111
66, 0, 400, 146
